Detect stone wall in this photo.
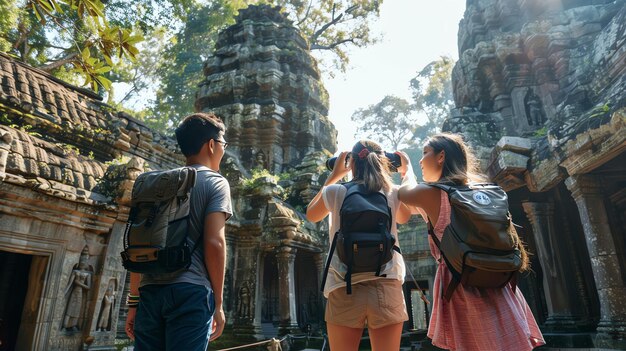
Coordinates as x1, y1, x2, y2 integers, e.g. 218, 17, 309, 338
449, 0, 626, 347
0, 52, 184, 350
192, 5, 337, 345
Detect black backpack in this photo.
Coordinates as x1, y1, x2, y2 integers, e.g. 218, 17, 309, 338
321, 182, 400, 294
428, 183, 523, 301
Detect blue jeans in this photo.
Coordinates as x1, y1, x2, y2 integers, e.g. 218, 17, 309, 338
134, 283, 215, 351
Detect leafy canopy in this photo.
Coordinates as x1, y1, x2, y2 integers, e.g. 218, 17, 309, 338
351, 56, 455, 151
0, 0, 159, 92
133, 0, 384, 132
1, 0, 384, 134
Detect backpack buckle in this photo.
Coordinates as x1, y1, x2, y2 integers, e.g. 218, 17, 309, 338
353, 243, 358, 253
379, 243, 383, 252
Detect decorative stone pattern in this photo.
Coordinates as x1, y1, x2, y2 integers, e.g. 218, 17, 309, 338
196, 5, 337, 174
0, 51, 184, 349
192, 6, 337, 345
450, 0, 626, 347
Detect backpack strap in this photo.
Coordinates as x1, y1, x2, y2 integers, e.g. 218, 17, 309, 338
320, 233, 339, 293
427, 217, 463, 302
187, 168, 221, 257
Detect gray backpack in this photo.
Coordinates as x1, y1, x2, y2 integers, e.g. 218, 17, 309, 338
428, 183, 522, 301
121, 167, 208, 274
428, 183, 523, 301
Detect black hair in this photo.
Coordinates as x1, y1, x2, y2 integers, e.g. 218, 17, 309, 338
175, 113, 226, 157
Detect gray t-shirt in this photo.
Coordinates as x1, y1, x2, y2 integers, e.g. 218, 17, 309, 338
140, 165, 232, 289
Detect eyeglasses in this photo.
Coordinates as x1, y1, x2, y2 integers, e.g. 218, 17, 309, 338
213, 139, 228, 149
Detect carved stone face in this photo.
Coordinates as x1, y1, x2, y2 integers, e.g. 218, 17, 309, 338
78, 247, 90, 270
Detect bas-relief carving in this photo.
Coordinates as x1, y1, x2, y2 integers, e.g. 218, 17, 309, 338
96, 279, 116, 332
254, 149, 267, 170
237, 280, 252, 320
62, 245, 93, 332
524, 88, 545, 127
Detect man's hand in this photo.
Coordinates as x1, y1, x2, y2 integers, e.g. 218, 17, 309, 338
125, 307, 136, 340
210, 306, 225, 341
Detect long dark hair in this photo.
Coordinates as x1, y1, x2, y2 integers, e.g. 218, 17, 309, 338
426, 133, 529, 271
351, 140, 393, 193
425, 133, 485, 185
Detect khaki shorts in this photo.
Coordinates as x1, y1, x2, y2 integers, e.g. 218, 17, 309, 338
325, 279, 408, 329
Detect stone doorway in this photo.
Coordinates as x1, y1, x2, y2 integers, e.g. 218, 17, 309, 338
261, 255, 279, 324
404, 280, 430, 331
0, 250, 48, 351
294, 253, 322, 331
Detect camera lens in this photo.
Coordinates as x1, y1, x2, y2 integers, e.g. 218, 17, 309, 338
326, 157, 337, 171
384, 152, 402, 172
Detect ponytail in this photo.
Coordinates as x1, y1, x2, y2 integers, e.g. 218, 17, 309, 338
351, 140, 393, 193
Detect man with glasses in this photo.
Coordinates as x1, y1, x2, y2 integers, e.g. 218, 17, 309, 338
125, 112, 232, 351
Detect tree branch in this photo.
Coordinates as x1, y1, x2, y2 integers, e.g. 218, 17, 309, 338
310, 38, 356, 51
309, 3, 352, 45
296, 0, 315, 26
40, 52, 79, 72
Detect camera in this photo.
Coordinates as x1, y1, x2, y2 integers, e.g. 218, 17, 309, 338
326, 152, 401, 172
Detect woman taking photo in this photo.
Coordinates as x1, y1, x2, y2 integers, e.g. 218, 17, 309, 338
398, 133, 545, 351
306, 140, 412, 351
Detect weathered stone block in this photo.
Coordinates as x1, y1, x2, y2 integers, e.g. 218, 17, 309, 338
494, 136, 533, 154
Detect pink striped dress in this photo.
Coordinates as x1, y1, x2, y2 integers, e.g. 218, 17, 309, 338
427, 190, 545, 351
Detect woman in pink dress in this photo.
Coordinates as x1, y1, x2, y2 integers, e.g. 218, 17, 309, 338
398, 133, 545, 351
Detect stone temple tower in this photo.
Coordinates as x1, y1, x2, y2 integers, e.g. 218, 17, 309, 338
195, 5, 337, 174
193, 5, 337, 344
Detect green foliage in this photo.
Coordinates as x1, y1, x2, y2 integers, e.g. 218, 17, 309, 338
2, 0, 383, 134
0, 2, 20, 52
124, 0, 383, 133
267, 0, 383, 74
590, 103, 611, 118
56, 142, 82, 156
533, 127, 547, 137
2, 0, 146, 93
351, 95, 415, 151
241, 168, 279, 189
409, 55, 454, 143
351, 56, 455, 151
146, 0, 245, 131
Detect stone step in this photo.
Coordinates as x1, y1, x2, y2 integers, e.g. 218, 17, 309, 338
261, 322, 279, 339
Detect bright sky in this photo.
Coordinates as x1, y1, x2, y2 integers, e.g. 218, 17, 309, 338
323, 0, 466, 153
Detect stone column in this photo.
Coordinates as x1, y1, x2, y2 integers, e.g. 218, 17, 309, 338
276, 246, 298, 333
566, 175, 626, 339
522, 202, 586, 330
313, 252, 326, 323
313, 253, 325, 289
230, 238, 263, 342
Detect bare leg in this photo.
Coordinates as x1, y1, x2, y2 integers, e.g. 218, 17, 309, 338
327, 322, 363, 351
369, 322, 403, 351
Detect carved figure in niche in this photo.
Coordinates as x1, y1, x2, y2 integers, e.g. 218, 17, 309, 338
62, 246, 93, 331
237, 281, 252, 319
524, 89, 544, 126
255, 150, 267, 170
97, 280, 116, 331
